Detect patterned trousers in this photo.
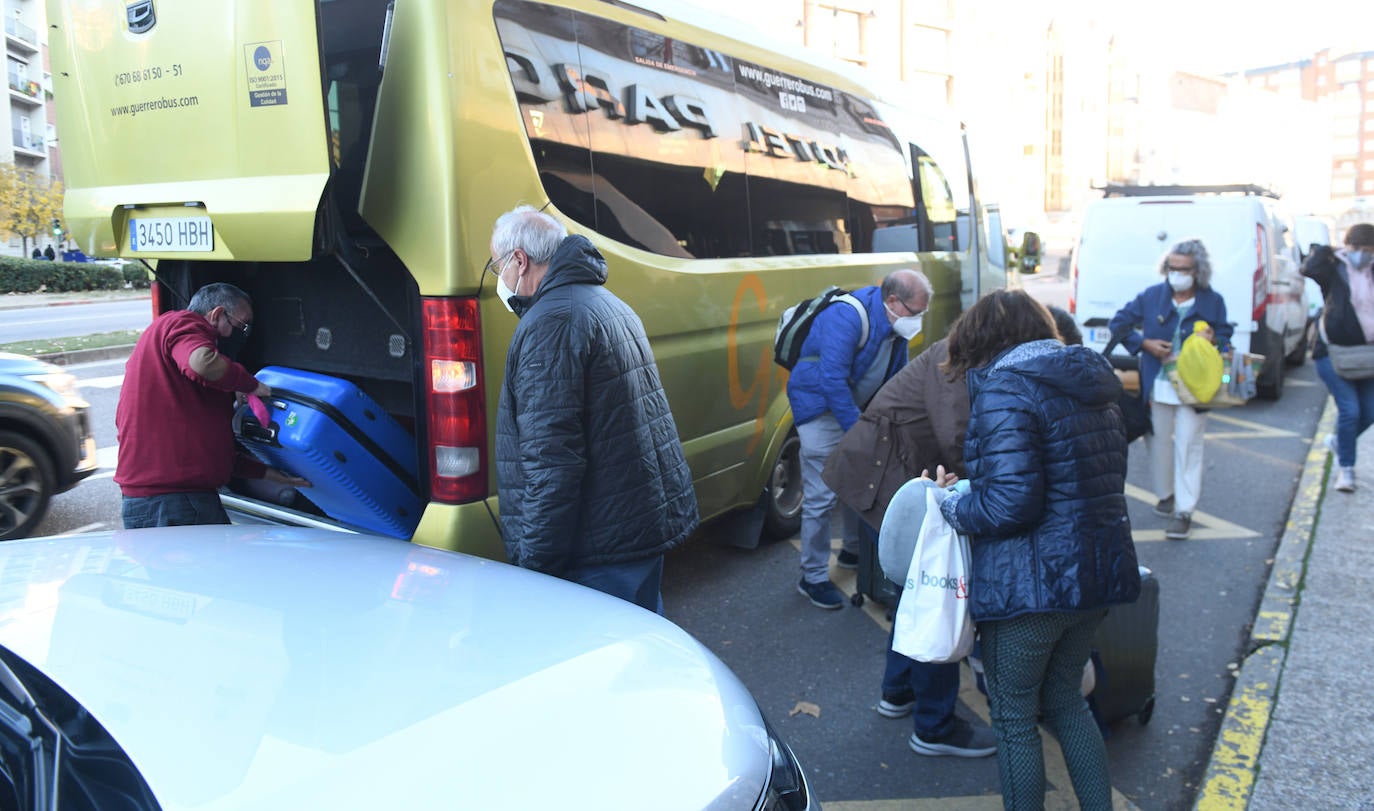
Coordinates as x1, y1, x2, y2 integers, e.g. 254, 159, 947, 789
980, 610, 1112, 811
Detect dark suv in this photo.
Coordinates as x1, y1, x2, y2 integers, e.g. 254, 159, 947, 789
0, 353, 97, 540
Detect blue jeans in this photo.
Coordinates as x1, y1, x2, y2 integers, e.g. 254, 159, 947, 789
566, 556, 665, 615
796, 415, 859, 584
980, 610, 1110, 811
121, 492, 230, 529
882, 624, 961, 739
1315, 355, 1374, 468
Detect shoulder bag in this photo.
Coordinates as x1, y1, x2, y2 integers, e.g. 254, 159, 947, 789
1320, 318, 1374, 380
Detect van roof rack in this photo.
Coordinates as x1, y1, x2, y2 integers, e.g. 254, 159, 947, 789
1098, 183, 1279, 199
1093, 184, 1275, 200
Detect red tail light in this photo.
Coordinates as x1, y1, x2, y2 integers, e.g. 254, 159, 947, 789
1068, 244, 1079, 315
422, 297, 488, 503
1252, 224, 1267, 322
150, 280, 168, 315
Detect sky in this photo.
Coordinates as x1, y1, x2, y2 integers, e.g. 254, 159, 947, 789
683, 0, 1371, 78
1089, 0, 1371, 75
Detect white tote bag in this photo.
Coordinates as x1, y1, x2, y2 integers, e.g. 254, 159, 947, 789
892, 485, 975, 664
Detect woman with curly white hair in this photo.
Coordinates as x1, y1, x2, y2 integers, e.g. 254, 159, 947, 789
1108, 239, 1233, 540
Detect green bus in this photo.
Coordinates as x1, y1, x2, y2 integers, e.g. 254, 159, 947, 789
49, 0, 1012, 556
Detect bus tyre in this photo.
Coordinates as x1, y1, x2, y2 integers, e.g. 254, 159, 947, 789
762, 431, 803, 540
0, 431, 56, 542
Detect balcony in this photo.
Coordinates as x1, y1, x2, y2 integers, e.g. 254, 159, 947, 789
3, 17, 37, 53
11, 126, 45, 157
6, 70, 40, 105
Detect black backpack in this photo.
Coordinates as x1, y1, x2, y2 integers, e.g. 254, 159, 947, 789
773, 286, 869, 370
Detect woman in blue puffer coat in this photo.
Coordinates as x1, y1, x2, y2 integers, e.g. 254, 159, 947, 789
935, 290, 1141, 811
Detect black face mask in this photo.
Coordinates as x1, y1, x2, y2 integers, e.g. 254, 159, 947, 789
217, 330, 249, 360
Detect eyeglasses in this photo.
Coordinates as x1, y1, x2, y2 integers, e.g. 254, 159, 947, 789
896, 298, 926, 317
1165, 264, 1196, 273
483, 250, 514, 279
224, 311, 252, 338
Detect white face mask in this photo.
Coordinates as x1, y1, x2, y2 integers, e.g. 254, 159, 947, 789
1167, 271, 1195, 292
492, 255, 519, 313
496, 274, 518, 313
885, 304, 924, 340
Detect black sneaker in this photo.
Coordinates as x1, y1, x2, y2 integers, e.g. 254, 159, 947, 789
796, 578, 844, 610
1165, 513, 1192, 540
877, 691, 915, 718
1152, 495, 1174, 518
836, 549, 859, 569
909, 717, 998, 758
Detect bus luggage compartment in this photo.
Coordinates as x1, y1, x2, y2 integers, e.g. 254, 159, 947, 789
234, 367, 423, 539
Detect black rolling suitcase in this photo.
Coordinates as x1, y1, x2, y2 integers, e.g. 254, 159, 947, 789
1090, 565, 1159, 726
853, 522, 902, 609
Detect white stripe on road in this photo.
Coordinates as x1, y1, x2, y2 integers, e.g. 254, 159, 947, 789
69, 522, 108, 534
78, 375, 126, 389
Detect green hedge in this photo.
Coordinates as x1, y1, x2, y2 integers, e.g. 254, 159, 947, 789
0, 256, 126, 293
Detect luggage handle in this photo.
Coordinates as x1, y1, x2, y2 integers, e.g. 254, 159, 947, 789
232, 405, 279, 445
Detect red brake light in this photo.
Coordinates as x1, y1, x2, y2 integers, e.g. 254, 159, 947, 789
422, 297, 488, 503
1068, 244, 1079, 315
150, 280, 167, 315
1252, 224, 1267, 322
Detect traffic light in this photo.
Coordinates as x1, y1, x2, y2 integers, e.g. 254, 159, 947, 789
51, 217, 60, 237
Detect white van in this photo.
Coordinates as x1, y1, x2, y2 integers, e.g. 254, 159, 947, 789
1070, 185, 1309, 400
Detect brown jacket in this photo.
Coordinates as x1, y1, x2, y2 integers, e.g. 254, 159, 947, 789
821, 339, 970, 530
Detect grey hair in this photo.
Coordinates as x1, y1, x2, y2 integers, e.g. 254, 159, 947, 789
1158, 238, 1213, 288
880, 268, 934, 303
492, 205, 567, 265
187, 282, 251, 317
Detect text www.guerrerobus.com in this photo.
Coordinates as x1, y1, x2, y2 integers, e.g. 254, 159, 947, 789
110, 95, 200, 118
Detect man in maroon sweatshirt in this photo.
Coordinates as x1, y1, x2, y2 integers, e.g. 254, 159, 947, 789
116, 282, 304, 528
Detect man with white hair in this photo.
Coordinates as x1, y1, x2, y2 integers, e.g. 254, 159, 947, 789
486, 205, 698, 612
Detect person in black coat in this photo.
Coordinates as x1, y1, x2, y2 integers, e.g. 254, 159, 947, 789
1303, 222, 1374, 492
43, 245, 55, 261
487, 205, 698, 613
934, 290, 1140, 811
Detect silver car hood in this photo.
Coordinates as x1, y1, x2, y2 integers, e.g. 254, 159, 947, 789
0, 527, 770, 810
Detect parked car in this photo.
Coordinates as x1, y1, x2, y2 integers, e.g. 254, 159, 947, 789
1070, 184, 1309, 399
0, 526, 816, 810
0, 352, 97, 540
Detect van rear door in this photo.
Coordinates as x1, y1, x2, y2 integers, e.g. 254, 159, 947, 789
1074, 201, 1171, 354
48, 0, 330, 261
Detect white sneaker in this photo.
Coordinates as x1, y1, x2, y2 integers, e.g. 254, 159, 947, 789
1335, 467, 1356, 493
1325, 433, 1338, 456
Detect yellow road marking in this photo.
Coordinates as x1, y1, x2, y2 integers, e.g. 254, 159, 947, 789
1203, 412, 1299, 440
1122, 483, 1260, 541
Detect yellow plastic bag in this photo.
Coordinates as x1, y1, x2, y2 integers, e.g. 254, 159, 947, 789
1175, 321, 1223, 404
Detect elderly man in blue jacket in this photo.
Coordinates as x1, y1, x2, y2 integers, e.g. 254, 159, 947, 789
787, 268, 931, 610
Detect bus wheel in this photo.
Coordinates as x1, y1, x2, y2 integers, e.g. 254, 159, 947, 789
762, 431, 803, 540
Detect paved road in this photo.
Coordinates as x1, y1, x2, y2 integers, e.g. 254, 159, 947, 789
34, 336, 1325, 809
0, 299, 151, 343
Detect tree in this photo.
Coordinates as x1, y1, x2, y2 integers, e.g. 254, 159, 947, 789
0, 163, 64, 255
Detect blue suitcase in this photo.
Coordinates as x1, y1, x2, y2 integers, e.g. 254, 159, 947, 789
234, 366, 423, 539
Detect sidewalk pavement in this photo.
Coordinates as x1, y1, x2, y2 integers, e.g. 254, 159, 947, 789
1195, 399, 1372, 809
0, 291, 148, 365
0, 290, 149, 311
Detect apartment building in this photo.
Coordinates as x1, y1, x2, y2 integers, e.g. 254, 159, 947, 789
1244, 49, 1374, 205
5, 0, 60, 256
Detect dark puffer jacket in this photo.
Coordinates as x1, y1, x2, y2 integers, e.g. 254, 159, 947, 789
496, 235, 699, 576
949, 340, 1141, 622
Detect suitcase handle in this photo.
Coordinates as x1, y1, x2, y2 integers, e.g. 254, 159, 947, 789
232, 406, 279, 445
